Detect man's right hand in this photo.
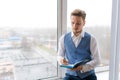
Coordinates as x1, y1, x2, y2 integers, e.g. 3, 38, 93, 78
60, 58, 68, 65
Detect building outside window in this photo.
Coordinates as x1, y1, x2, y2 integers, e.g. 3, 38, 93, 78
0, 0, 57, 80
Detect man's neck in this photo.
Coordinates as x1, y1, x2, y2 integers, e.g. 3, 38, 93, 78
74, 33, 80, 37
74, 31, 82, 37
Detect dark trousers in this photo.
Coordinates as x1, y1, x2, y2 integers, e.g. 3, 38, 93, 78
63, 73, 97, 80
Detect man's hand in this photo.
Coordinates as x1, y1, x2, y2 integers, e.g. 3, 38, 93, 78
70, 66, 83, 71
60, 58, 68, 65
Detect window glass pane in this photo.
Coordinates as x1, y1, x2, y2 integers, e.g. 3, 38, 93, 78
67, 0, 112, 80
0, 0, 57, 80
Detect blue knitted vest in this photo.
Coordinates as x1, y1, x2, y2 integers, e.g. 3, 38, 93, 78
64, 32, 95, 78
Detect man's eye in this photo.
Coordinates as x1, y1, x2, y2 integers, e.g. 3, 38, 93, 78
76, 23, 81, 25
72, 22, 74, 24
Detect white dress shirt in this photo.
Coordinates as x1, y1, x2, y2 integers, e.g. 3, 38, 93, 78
57, 30, 101, 72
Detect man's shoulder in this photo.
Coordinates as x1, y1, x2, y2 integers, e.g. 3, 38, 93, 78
84, 32, 91, 38
85, 32, 97, 41
84, 32, 95, 38
59, 32, 69, 40
64, 32, 71, 38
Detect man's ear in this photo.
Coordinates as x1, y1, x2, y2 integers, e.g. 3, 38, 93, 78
83, 20, 86, 26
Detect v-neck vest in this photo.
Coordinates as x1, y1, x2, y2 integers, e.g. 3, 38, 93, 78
64, 32, 94, 78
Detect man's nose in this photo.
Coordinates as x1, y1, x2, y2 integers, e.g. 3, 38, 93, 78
73, 24, 77, 27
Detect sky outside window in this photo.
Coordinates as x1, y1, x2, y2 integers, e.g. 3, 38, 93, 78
0, 0, 57, 29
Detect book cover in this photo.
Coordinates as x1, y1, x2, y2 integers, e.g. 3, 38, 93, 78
60, 59, 90, 69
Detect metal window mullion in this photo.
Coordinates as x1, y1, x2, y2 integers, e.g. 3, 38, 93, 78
114, 0, 120, 79
109, 0, 120, 80
57, 0, 67, 79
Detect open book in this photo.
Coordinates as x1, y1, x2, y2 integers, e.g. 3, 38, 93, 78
60, 59, 90, 69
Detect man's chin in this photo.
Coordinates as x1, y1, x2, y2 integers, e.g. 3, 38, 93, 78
75, 31, 81, 34
74, 31, 81, 34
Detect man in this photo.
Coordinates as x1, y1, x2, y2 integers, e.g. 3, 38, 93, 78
57, 9, 100, 80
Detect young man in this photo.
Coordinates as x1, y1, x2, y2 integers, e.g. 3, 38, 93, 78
57, 9, 100, 80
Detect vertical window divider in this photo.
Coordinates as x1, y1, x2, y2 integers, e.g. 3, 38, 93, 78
57, 0, 67, 79
110, 0, 120, 80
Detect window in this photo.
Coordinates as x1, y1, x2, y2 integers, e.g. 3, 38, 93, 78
0, 0, 57, 80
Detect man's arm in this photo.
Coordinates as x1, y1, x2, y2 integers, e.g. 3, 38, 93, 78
57, 35, 68, 65
81, 35, 101, 72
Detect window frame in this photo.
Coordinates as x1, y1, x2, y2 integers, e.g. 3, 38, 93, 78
109, 0, 120, 80
57, 0, 67, 79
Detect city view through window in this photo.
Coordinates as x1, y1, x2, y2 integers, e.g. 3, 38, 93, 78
0, 0, 57, 80
0, 27, 57, 80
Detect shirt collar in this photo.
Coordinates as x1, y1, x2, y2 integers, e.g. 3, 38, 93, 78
71, 30, 85, 38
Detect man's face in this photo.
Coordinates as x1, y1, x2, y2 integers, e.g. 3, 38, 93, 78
71, 16, 85, 35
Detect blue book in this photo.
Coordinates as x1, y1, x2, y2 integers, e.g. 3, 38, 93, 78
60, 59, 90, 69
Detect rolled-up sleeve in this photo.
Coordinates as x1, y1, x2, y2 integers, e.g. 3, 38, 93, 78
81, 35, 101, 72
57, 35, 65, 65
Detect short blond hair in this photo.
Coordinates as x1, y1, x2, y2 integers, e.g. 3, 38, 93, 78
71, 9, 86, 20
